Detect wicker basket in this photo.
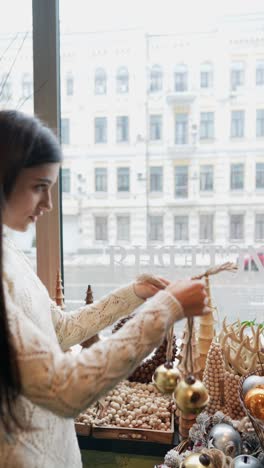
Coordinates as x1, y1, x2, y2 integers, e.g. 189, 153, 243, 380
239, 368, 264, 451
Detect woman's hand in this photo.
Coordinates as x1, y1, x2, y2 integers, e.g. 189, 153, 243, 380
133, 274, 170, 300
166, 279, 209, 317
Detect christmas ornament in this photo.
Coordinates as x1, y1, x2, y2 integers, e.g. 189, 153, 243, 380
180, 453, 213, 468
208, 423, 242, 458
153, 362, 181, 394
233, 455, 263, 467
242, 375, 264, 396
174, 374, 210, 415
244, 387, 264, 421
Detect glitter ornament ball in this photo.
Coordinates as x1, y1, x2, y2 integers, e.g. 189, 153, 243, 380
173, 375, 210, 414
244, 387, 264, 421
180, 453, 213, 468
153, 362, 181, 394
208, 423, 242, 458
233, 455, 263, 467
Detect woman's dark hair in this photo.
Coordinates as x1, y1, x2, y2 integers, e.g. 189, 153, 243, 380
0, 110, 62, 431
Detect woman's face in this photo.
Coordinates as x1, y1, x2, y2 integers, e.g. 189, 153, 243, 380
3, 163, 60, 232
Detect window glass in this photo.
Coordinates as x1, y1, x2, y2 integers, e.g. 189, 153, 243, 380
174, 64, 188, 91
174, 216, 189, 241
148, 215, 163, 241
230, 214, 244, 241
200, 112, 214, 139
230, 61, 245, 91
149, 65, 163, 92
95, 117, 107, 143
175, 113, 188, 144
255, 213, 264, 241
256, 109, 264, 137
230, 163, 244, 190
117, 167, 130, 192
200, 214, 214, 242
95, 168, 107, 192
150, 167, 163, 192
256, 60, 264, 86
231, 110, 245, 138
200, 63, 213, 89
150, 114, 162, 141
116, 116, 129, 142
95, 68, 107, 95
116, 67, 129, 93
175, 166, 188, 198
117, 215, 130, 241
200, 165, 214, 191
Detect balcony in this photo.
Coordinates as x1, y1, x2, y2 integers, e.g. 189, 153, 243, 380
167, 90, 196, 105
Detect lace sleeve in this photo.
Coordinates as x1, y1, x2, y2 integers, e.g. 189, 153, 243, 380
7, 285, 183, 418
51, 284, 145, 350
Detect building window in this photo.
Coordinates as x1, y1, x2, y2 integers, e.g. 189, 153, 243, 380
174, 64, 188, 92
22, 73, 33, 99
230, 214, 244, 241
66, 73, 74, 96
230, 163, 244, 190
148, 215, 163, 241
256, 163, 264, 189
200, 63, 213, 88
150, 167, 163, 192
256, 109, 264, 137
116, 116, 129, 142
230, 61, 245, 91
199, 214, 214, 242
61, 118, 70, 145
116, 66, 129, 93
95, 216, 108, 241
117, 167, 130, 192
117, 215, 130, 241
175, 113, 188, 144
95, 117, 107, 143
0, 74, 12, 101
174, 216, 189, 241
200, 165, 214, 191
95, 168, 107, 192
200, 112, 214, 139
255, 214, 264, 241
256, 60, 264, 86
95, 67, 107, 95
231, 110, 245, 138
149, 65, 163, 92
61, 168, 71, 193
150, 114, 162, 141
175, 166, 188, 198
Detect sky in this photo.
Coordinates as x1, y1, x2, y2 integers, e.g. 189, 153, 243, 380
0, 0, 264, 35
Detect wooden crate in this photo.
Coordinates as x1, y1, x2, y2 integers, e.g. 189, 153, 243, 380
92, 413, 175, 444
75, 422, 92, 437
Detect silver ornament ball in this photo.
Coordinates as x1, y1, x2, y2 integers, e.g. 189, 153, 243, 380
242, 375, 264, 396
233, 455, 263, 467
208, 423, 242, 458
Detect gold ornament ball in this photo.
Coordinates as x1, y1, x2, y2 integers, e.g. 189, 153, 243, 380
244, 387, 264, 421
153, 362, 181, 394
180, 453, 213, 467
174, 375, 210, 414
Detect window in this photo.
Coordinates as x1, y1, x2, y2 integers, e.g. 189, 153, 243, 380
95, 117, 107, 143
200, 63, 213, 88
230, 61, 245, 91
149, 65, 163, 92
95, 216, 108, 241
256, 60, 264, 86
199, 214, 214, 242
256, 109, 264, 137
0, 73, 12, 101
150, 114, 162, 141
174, 64, 188, 92
255, 214, 264, 241
150, 167, 163, 192
95, 67, 107, 94
61, 118, 70, 144
61, 168, 71, 193
174, 216, 189, 241
148, 215, 163, 241
22, 73, 33, 98
95, 168, 107, 192
66, 73, 74, 96
256, 163, 264, 189
117, 167, 130, 192
116, 66, 129, 93
200, 165, 214, 191
175, 113, 188, 144
200, 112, 214, 139
116, 116, 129, 142
231, 110, 245, 138
230, 163, 244, 190
230, 214, 244, 241
175, 166, 188, 198
117, 215, 130, 241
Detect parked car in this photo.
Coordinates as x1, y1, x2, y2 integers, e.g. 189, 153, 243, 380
244, 252, 264, 270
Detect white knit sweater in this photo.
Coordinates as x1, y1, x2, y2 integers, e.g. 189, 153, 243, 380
1, 232, 183, 468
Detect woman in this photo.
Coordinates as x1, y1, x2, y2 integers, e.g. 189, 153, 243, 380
0, 110, 209, 468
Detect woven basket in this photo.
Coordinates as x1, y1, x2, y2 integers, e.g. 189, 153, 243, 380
239, 368, 264, 451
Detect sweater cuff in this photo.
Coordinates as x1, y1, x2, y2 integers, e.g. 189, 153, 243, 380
114, 283, 145, 310
152, 289, 184, 321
